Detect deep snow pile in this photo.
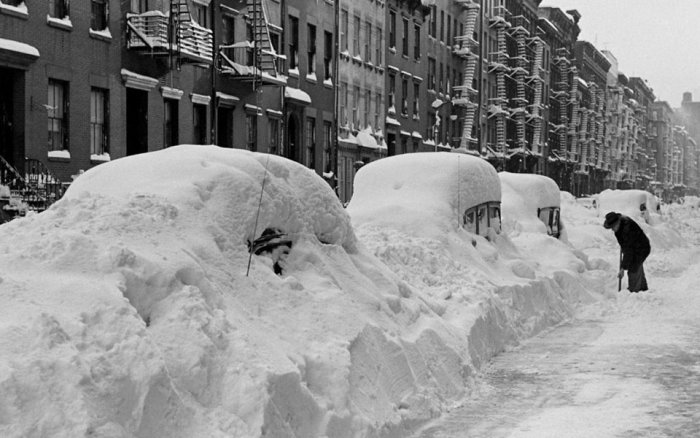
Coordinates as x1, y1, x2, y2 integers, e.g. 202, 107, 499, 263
0, 146, 689, 438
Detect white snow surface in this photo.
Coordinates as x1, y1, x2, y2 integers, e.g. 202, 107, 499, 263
348, 152, 501, 240
499, 172, 561, 237
0, 146, 689, 437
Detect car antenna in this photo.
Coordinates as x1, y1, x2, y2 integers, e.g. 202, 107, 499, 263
246, 153, 272, 277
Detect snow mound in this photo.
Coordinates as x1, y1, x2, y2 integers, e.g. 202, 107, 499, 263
0, 146, 494, 437
499, 172, 561, 236
347, 152, 500, 240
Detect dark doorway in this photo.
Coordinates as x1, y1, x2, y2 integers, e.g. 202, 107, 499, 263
126, 88, 148, 155
286, 114, 298, 161
0, 68, 15, 167
217, 107, 233, 148
387, 133, 396, 156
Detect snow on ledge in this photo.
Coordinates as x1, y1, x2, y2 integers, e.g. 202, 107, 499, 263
46, 15, 73, 30
90, 153, 111, 163
48, 150, 71, 160
284, 86, 311, 105
0, 37, 39, 58
0, 1, 28, 16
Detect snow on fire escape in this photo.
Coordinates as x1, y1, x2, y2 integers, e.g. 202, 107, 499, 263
552, 48, 570, 158
453, 0, 481, 150
218, 0, 285, 86
488, 7, 510, 155
528, 36, 545, 155
508, 15, 529, 152
126, 0, 213, 65
568, 66, 580, 162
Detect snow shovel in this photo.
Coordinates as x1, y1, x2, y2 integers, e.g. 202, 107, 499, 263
617, 249, 623, 292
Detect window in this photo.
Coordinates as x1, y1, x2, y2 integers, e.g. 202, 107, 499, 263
414, 23, 421, 59
305, 117, 315, 168
364, 22, 372, 62
352, 86, 360, 128
323, 121, 332, 173
341, 10, 348, 52
439, 62, 444, 93
428, 58, 436, 90
49, 0, 68, 18
288, 16, 299, 70
353, 15, 361, 56
193, 104, 207, 144
192, 3, 209, 28
413, 82, 420, 116
340, 82, 348, 126
446, 13, 451, 45
364, 90, 371, 128
324, 31, 333, 80
48, 79, 68, 152
90, 88, 109, 155
401, 78, 408, 116
375, 28, 382, 65
402, 17, 409, 57
246, 22, 255, 66
439, 10, 444, 42
389, 11, 396, 48
90, 0, 108, 31
308, 24, 316, 75
246, 114, 257, 151
270, 32, 283, 71
375, 93, 381, 129
269, 118, 280, 154
163, 99, 178, 148
401, 136, 408, 154
388, 73, 396, 110
429, 5, 436, 38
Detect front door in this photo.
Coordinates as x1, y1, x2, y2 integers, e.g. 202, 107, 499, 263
217, 107, 233, 148
126, 88, 148, 155
286, 114, 298, 162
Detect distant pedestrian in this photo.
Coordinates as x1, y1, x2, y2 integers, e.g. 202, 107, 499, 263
603, 212, 651, 292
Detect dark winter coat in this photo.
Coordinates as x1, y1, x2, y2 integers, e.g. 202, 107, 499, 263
614, 215, 651, 270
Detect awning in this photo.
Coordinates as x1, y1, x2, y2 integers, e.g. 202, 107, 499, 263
0, 37, 39, 69
284, 86, 311, 105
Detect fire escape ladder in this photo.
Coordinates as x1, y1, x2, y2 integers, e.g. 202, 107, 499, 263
512, 26, 528, 150
495, 22, 508, 154
169, 0, 192, 67
454, 0, 481, 149
247, 0, 278, 78
568, 67, 580, 160
530, 38, 544, 154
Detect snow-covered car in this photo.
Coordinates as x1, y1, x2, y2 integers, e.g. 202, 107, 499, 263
598, 189, 661, 225
499, 172, 563, 238
347, 151, 502, 239
576, 195, 598, 211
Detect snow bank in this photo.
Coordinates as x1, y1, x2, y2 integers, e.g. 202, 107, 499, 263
598, 189, 660, 225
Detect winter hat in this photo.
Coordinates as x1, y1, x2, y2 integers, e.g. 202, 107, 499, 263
603, 211, 621, 229
250, 227, 293, 255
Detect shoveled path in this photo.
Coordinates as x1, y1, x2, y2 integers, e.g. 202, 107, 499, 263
413, 244, 700, 438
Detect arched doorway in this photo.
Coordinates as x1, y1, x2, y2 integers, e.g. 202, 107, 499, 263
286, 114, 299, 162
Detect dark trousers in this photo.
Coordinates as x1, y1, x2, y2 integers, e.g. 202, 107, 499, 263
628, 264, 648, 292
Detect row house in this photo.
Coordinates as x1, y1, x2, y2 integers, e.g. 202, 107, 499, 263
479, 0, 546, 173
628, 76, 656, 190
572, 40, 610, 195
0, 0, 119, 211
537, 5, 579, 192
680, 92, 700, 195
649, 100, 674, 196
337, 0, 388, 203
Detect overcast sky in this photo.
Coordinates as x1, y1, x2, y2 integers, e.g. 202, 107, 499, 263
542, 0, 700, 106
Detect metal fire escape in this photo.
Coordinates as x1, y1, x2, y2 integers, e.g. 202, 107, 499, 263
126, 0, 214, 65
218, 0, 284, 86
488, 7, 510, 156
528, 37, 545, 156
453, 0, 481, 150
509, 16, 529, 152
553, 48, 570, 159
568, 66, 580, 163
